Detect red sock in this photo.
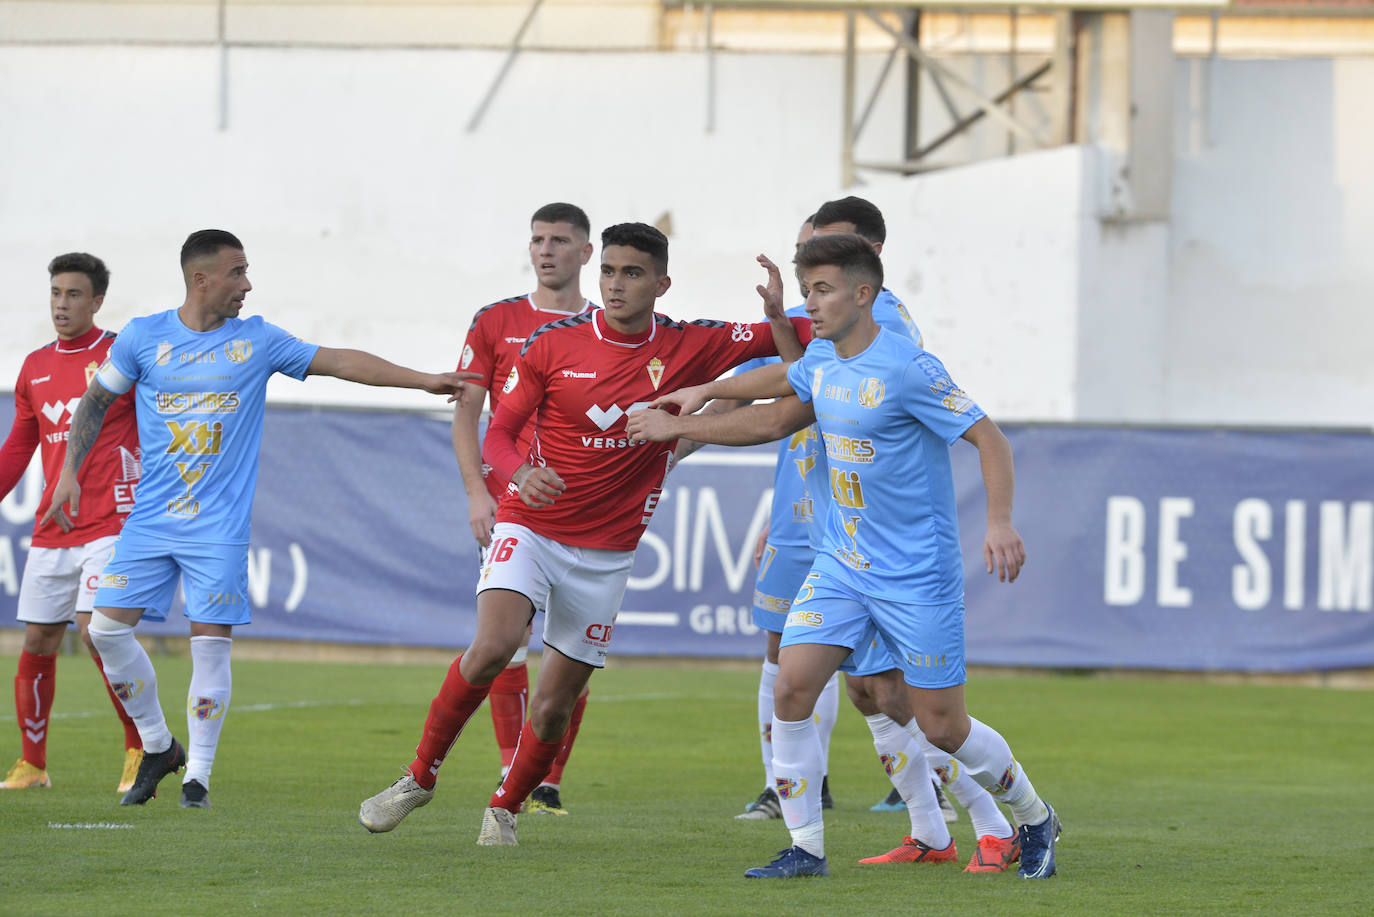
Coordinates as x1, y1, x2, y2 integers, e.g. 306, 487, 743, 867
491, 719, 563, 812
15, 651, 56, 770
543, 690, 587, 786
91, 653, 141, 751
408, 656, 492, 790
488, 663, 528, 771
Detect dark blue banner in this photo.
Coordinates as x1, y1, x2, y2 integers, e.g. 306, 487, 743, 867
2, 400, 1371, 671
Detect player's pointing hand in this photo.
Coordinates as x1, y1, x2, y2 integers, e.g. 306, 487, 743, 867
625, 407, 680, 444
648, 383, 710, 416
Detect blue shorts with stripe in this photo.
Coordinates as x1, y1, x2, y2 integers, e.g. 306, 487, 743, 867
750, 541, 814, 633
93, 533, 251, 626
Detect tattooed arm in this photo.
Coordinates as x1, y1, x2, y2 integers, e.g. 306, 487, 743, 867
39, 379, 121, 529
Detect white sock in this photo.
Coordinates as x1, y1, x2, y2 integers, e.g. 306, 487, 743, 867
88, 612, 172, 754
924, 743, 1013, 838
952, 716, 1049, 828
185, 636, 233, 788
757, 660, 778, 788
871, 716, 949, 849
770, 715, 825, 857
814, 671, 839, 780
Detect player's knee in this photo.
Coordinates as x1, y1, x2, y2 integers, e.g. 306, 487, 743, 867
918, 714, 963, 753
528, 696, 572, 742
772, 677, 818, 721
87, 610, 135, 653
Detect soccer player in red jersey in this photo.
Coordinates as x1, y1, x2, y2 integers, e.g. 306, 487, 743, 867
359, 222, 809, 842
0, 253, 144, 792
454, 202, 598, 813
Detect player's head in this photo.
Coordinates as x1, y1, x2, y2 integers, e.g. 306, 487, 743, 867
812, 196, 886, 253
47, 252, 109, 340
599, 222, 671, 331
793, 233, 883, 343
180, 229, 251, 319
529, 202, 593, 292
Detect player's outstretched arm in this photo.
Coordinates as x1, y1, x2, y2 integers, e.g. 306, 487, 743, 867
628, 395, 813, 448
651, 361, 794, 416
757, 254, 804, 362
40, 378, 120, 531
452, 385, 498, 546
961, 416, 1026, 583
307, 347, 478, 397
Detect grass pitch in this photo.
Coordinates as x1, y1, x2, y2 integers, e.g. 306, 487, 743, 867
0, 654, 1368, 916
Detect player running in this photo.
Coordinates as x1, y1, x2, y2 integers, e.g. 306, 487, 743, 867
358, 222, 807, 844
455, 202, 598, 813
626, 232, 1061, 880
42, 229, 471, 809
1, 253, 143, 792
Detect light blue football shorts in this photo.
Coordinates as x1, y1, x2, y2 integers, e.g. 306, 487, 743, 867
780, 567, 967, 689
751, 541, 815, 633
93, 533, 251, 626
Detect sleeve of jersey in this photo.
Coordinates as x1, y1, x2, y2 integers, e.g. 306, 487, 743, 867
265, 322, 321, 379
703, 316, 812, 378
899, 352, 985, 444
785, 353, 815, 405
460, 314, 498, 389
480, 351, 544, 483
0, 377, 40, 497
95, 322, 140, 394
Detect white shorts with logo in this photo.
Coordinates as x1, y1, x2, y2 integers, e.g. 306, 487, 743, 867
16, 535, 120, 624
477, 522, 635, 668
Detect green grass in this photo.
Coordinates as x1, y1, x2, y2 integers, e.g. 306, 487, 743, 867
0, 655, 1368, 916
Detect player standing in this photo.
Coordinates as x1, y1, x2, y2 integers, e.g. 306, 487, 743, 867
42, 229, 470, 809
626, 233, 1061, 879
1, 253, 143, 792
359, 222, 807, 843
454, 202, 598, 813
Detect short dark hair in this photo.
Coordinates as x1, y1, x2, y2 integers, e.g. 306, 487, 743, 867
812, 196, 886, 244
180, 229, 244, 269
48, 252, 110, 297
531, 202, 591, 236
601, 222, 669, 273
793, 233, 883, 297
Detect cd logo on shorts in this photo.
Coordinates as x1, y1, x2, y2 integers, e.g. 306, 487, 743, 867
460, 344, 475, 370
774, 776, 807, 800
879, 752, 908, 777
226, 339, 253, 363
189, 696, 225, 721
858, 378, 885, 408
502, 366, 519, 394
585, 623, 614, 644
110, 680, 143, 702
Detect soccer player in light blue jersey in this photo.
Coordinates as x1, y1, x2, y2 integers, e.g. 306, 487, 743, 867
627, 232, 1060, 880
43, 229, 471, 809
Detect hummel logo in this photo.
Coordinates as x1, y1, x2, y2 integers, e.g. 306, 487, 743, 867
30, 375, 51, 385
585, 402, 652, 431
23, 716, 47, 743
562, 370, 596, 379
40, 398, 82, 426
503, 336, 526, 343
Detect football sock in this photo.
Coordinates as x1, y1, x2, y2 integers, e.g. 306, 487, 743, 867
492, 719, 562, 813
756, 659, 778, 787
14, 651, 56, 770
952, 716, 1050, 828
771, 715, 825, 858
868, 715, 950, 849
488, 662, 528, 774
185, 636, 232, 788
543, 689, 586, 786
924, 741, 1013, 838
89, 612, 172, 754
91, 653, 141, 750
409, 655, 492, 790
815, 671, 839, 774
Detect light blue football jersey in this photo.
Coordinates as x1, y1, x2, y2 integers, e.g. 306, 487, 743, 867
96, 310, 318, 544
739, 290, 921, 552
786, 328, 983, 603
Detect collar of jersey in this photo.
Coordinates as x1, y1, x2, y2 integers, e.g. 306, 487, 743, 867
527, 295, 596, 317
592, 310, 656, 348
54, 325, 105, 353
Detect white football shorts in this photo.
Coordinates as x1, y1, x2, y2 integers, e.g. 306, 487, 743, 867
16, 534, 119, 624
477, 522, 634, 668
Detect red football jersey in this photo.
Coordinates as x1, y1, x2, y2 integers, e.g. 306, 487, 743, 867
459, 294, 597, 499
0, 326, 140, 548
486, 310, 810, 550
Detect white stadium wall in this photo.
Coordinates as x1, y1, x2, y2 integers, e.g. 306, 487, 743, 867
1, 42, 1372, 425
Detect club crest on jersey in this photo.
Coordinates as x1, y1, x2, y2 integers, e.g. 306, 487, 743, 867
775, 776, 807, 800
646, 357, 665, 390
225, 339, 253, 363
858, 378, 885, 408
460, 344, 475, 370
880, 752, 908, 777
156, 342, 173, 366
84, 361, 100, 386
502, 366, 519, 395
811, 367, 823, 398
189, 696, 225, 721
